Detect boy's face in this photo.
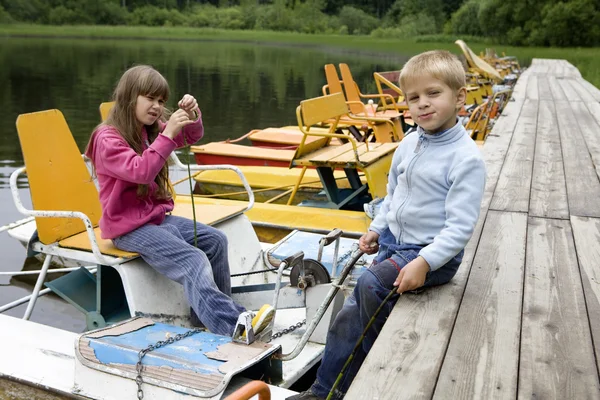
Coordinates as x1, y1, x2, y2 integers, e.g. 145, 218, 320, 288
404, 74, 466, 134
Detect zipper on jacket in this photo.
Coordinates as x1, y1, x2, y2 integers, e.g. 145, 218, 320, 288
396, 134, 427, 243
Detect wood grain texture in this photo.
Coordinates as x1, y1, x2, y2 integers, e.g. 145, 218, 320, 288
547, 76, 566, 100
490, 99, 538, 212
556, 101, 600, 217
529, 100, 569, 219
571, 216, 600, 377
519, 217, 600, 399
557, 78, 582, 101
434, 211, 527, 400
537, 75, 553, 100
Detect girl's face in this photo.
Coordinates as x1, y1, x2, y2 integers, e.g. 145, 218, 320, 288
135, 95, 164, 126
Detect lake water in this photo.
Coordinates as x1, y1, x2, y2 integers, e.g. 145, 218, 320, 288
0, 36, 407, 332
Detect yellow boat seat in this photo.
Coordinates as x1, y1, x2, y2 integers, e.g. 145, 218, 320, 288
455, 39, 503, 83
323, 64, 403, 143
286, 92, 399, 207
99, 101, 114, 121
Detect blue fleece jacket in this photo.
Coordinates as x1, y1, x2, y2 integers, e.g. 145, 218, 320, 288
369, 121, 486, 271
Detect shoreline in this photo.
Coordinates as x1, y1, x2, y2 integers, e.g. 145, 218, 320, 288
1, 25, 599, 87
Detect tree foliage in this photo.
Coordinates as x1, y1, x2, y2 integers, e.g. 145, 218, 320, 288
0, 0, 597, 46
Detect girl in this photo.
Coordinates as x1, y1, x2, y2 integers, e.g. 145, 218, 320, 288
85, 65, 273, 337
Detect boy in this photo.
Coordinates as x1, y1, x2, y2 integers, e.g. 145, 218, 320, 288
288, 50, 486, 400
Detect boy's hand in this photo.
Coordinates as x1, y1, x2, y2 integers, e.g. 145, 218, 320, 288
394, 256, 430, 294
359, 231, 380, 254
163, 108, 194, 139
178, 94, 199, 120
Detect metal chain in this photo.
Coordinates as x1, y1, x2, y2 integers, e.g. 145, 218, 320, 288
135, 328, 203, 399
268, 319, 306, 342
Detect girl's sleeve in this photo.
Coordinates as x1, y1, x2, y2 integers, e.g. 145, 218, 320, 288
95, 132, 177, 185
169, 108, 205, 148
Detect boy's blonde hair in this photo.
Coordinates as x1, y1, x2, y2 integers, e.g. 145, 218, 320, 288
399, 50, 466, 92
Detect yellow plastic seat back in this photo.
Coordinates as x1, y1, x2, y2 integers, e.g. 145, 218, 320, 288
16, 110, 102, 244
323, 64, 344, 96
455, 40, 503, 83
338, 63, 365, 114
99, 101, 114, 122
292, 92, 348, 160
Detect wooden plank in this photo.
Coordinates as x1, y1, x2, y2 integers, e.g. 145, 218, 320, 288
578, 79, 600, 102
570, 102, 600, 184
570, 79, 596, 102
490, 99, 538, 212
526, 75, 539, 100
537, 76, 553, 100
555, 101, 600, 217
346, 98, 523, 400
586, 101, 600, 138
570, 216, 600, 377
518, 217, 600, 399
529, 100, 569, 219
301, 142, 367, 164
547, 76, 566, 100
557, 78, 582, 101
329, 142, 397, 165
433, 211, 527, 400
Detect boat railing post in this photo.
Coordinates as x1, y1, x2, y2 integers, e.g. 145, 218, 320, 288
22, 254, 53, 320
169, 153, 255, 211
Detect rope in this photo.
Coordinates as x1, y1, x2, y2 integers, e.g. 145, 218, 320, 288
326, 289, 399, 400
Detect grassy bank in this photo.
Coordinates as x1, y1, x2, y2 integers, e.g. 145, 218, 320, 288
1, 24, 599, 88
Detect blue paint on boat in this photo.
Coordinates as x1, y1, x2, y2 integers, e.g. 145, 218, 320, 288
88, 323, 230, 375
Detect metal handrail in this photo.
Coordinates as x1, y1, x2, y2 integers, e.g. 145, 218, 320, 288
169, 152, 255, 211
9, 167, 127, 266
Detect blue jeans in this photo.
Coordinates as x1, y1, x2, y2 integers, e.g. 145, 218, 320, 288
311, 229, 462, 399
112, 215, 246, 336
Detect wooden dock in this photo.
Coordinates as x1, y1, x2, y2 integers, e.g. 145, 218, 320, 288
347, 59, 600, 399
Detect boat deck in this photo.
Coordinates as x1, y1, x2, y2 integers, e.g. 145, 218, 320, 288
347, 59, 600, 399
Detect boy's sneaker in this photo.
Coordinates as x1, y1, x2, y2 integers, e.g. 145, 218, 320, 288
286, 389, 325, 400
242, 304, 275, 338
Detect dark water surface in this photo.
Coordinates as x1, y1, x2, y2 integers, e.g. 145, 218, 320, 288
0, 37, 407, 332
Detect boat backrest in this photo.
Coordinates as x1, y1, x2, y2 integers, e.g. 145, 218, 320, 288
293, 92, 347, 158
338, 63, 364, 114
373, 70, 403, 99
323, 64, 344, 96
99, 101, 114, 121
455, 40, 502, 83
16, 110, 102, 244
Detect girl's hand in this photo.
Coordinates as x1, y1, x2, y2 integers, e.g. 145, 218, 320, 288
359, 231, 380, 254
178, 94, 199, 120
163, 109, 195, 139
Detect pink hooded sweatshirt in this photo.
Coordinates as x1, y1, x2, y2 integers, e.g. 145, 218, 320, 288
85, 115, 204, 239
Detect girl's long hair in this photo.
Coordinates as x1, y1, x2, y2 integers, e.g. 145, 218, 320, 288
91, 65, 172, 200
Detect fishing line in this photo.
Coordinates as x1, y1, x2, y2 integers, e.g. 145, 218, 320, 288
326, 288, 399, 400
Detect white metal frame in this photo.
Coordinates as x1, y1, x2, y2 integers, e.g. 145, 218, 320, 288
5, 152, 255, 320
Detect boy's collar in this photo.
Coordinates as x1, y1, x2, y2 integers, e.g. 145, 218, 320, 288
417, 120, 464, 143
